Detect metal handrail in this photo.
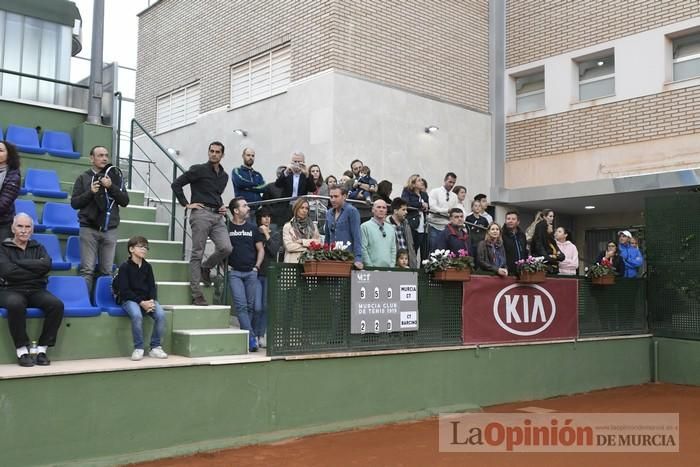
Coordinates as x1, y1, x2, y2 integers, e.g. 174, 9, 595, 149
248, 195, 489, 230
114, 91, 122, 166
0, 68, 90, 89
128, 118, 186, 241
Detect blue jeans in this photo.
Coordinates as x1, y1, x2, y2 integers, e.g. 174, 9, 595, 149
122, 300, 166, 349
229, 270, 259, 334
428, 225, 442, 253
254, 275, 268, 338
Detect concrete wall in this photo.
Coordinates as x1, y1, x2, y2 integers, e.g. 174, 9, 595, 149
134, 71, 492, 206
1, 337, 652, 466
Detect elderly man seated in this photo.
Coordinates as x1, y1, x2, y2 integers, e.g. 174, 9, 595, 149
0, 213, 64, 367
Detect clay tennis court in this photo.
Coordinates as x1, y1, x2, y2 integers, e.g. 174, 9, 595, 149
132, 383, 699, 467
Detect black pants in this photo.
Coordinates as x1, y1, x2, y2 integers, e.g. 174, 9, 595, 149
0, 221, 11, 243
0, 289, 64, 349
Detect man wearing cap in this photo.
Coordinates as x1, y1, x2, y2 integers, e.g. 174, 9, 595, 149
618, 230, 644, 278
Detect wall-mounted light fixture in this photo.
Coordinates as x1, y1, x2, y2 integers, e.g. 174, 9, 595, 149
584, 205, 596, 210
424, 125, 439, 134
233, 129, 248, 137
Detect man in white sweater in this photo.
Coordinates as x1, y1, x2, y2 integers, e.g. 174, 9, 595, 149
427, 172, 457, 252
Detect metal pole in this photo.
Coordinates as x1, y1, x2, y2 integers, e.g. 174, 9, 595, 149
114, 91, 122, 167
171, 163, 177, 241
128, 119, 134, 189
87, 0, 105, 124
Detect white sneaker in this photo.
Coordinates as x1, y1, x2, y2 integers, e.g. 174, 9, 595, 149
257, 336, 266, 348
131, 349, 144, 361
149, 347, 168, 359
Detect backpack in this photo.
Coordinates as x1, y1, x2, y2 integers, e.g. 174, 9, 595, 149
111, 265, 123, 304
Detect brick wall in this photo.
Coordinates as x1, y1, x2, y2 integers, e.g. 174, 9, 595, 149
136, 0, 336, 132
507, 0, 700, 68
506, 85, 700, 160
333, 0, 489, 113
135, 0, 489, 132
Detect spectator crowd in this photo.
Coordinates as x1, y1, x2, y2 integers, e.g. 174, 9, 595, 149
0, 138, 646, 365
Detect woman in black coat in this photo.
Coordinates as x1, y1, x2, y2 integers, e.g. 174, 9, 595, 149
595, 241, 625, 276
529, 209, 564, 273
0, 141, 22, 241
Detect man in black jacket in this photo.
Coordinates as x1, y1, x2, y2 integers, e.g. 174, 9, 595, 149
171, 141, 233, 306
274, 151, 316, 199
71, 145, 130, 293
0, 213, 64, 367
502, 210, 529, 275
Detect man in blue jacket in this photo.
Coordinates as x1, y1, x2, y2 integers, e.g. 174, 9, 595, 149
324, 186, 363, 269
618, 230, 644, 278
231, 147, 265, 205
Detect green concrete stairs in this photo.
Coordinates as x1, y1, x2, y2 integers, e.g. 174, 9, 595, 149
172, 328, 249, 357
5, 144, 249, 362
114, 197, 244, 358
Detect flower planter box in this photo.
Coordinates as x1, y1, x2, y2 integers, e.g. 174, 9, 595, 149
433, 268, 471, 282
591, 274, 615, 285
517, 270, 546, 284
302, 260, 353, 277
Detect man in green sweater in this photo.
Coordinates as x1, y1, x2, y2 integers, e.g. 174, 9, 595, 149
360, 199, 396, 267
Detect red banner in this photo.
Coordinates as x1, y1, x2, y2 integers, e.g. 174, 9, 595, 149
462, 276, 578, 345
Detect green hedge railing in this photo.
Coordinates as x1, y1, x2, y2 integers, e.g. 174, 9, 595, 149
264, 264, 648, 356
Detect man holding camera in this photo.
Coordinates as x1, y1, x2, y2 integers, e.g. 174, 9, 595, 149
274, 151, 316, 199
71, 145, 129, 294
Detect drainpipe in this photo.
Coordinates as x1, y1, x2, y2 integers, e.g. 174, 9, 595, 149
86, 0, 105, 124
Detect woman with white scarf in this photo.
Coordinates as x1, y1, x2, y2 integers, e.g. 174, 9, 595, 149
283, 197, 320, 263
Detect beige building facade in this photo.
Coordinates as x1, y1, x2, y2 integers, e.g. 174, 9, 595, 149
135, 0, 700, 264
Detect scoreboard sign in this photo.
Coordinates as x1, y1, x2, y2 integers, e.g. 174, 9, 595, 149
350, 270, 419, 334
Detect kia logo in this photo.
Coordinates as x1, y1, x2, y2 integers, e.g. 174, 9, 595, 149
492, 284, 556, 336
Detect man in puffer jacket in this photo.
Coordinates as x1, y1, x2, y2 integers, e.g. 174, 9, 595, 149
618, 230, 644, 278
0, 213, 64, 367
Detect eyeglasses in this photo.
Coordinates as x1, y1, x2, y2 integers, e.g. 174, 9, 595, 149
446, 192, 450, 202
135, 245, 149, 250
379, 225, 387, 238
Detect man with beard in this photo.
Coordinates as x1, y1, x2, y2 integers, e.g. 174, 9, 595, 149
231, 147, 265, 205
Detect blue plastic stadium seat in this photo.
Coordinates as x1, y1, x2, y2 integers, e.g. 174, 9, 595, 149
24, 168, 68, 199
41, 130, 81, 159
13, 199, 47, 232
42, 202, 79, 235
5, 125, 44, 154
95, 276, 124, 316
31, 233, 71, 270
47, 276, 101, 317
65, 235, 81, 268
0, 308, 44, 318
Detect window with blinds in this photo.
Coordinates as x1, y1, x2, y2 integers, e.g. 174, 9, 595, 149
230, 45, 290, 109
155, 81, 200, 133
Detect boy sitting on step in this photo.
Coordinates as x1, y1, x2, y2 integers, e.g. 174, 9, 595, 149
115, 236, 168, 361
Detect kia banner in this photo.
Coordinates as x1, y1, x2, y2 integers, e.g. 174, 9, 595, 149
462, 276, 578, 344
